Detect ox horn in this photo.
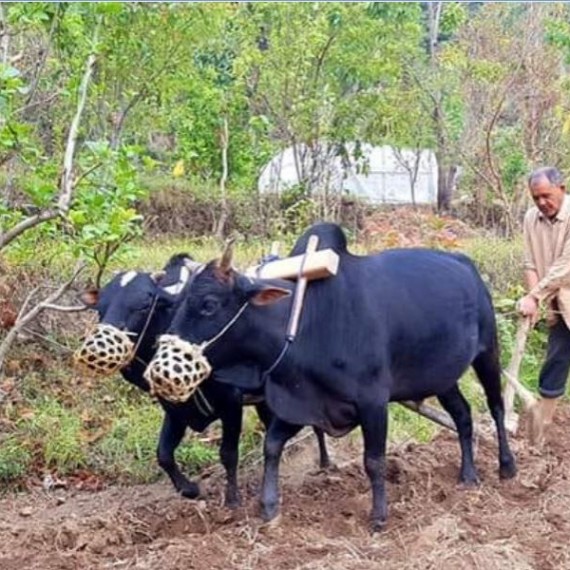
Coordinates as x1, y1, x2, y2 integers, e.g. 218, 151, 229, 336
219, 236, 236, 272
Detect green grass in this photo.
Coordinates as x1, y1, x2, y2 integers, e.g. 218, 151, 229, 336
14, 396, 87, 474
0, 435, 32, 483
176, 439, 219, 473
388, 404, 438, 444
92, 399, 164, 482
463, 235, 524, 296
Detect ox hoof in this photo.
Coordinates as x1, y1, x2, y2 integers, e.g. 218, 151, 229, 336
458, 465, 480, 487
499, 459, 517, 480
319, 460, 338, 472
224, 494, 242, 510
179, 482, 201, 500
260, 502, 280, 523
458, 473, 480, 488
370, 518, 387, 534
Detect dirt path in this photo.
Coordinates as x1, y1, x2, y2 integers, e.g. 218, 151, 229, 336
1, 406, 569, 570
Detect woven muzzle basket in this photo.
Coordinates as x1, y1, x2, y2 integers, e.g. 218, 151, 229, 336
74, 324, 135, 376
144, 335, 212, 403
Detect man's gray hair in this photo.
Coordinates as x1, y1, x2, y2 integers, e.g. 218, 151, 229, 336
528, 166, 565, 188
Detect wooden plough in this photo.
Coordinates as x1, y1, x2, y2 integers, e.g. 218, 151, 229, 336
502, 316, 538, 434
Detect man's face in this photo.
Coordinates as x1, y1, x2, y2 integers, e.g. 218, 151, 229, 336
530, 176, 566, 219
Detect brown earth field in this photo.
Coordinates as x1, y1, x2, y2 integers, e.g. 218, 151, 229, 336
1, 403, 569, 570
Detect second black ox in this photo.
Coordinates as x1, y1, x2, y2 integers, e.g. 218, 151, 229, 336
78, 253, 330, 508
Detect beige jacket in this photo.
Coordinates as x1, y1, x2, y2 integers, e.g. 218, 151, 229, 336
523, 194, 570, 328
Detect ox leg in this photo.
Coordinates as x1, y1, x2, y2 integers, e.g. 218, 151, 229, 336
437, 385, 479, 485
359, 402, 389, 531
313, 427, 331, 469
255, 401, 273, 430
473, 352, 517, 479
219, 405, 244, 508
256, 403, 330, 469
157, 414, 200, 499
260, 419, 302, 522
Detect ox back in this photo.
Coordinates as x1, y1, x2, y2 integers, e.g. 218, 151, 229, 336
265, 246, 495, 436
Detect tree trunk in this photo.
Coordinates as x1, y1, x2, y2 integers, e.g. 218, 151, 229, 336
434, 107, 453, 212
214, 115, 230, 239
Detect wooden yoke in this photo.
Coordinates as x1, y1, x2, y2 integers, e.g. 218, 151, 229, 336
245, 246, 339, 281
287, 234, 319, 340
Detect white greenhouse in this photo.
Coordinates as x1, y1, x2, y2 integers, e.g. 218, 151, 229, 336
258, 143, 438, 205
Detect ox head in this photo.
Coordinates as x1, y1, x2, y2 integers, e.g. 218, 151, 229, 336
74, 254, 201, 378
144, 242, 291, 400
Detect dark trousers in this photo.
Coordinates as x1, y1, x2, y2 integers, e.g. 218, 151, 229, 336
539, 318, 570, 398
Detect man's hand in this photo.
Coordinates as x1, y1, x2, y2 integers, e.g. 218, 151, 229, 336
517, 294, 539, 322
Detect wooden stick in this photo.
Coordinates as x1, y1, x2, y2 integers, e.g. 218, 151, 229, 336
245, 248, 339, 281
502, 316, 536, 434
503, 369, 537, 410
400, 400, 457, 432
287, 235, 319, 340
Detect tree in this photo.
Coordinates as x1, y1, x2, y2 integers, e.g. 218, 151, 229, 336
455, 3, 568, 235
0, 3, 182, 373
235, 2, 423, 217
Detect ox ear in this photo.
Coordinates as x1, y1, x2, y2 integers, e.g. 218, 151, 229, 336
249, 285, 291, 306
79, 287, 99, 307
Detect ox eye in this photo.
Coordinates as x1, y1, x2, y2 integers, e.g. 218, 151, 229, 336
200, 297, 219, 316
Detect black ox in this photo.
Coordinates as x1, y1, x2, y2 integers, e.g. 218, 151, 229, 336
80, 253, 330, 507
159, 223, 517, 530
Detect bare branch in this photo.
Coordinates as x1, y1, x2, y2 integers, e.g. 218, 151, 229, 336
108, 27, 192, 150
9, 51, 23, 66
22, 5, 61, 109
59, 25, 100, 215
72, 161, 103, 189
313, 32, 337, 87
0, 209, 59, 250
427, 2, 443, 60
14, 90, 60, 116
0, 262, 87, 375
92, 231, 136, 288
214, 115, 230, 238
0, 4, 9, 66
0, 22, 100, 252
484, 59, 525, 192
110, 92, 144, 151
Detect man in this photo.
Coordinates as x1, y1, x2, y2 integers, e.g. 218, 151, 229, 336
518, 166, 570, 445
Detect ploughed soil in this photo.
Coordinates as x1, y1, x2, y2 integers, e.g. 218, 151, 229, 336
1, 405, 570, 570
